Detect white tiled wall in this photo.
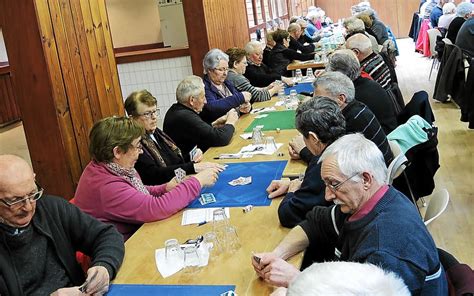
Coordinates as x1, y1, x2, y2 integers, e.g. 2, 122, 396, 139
117, 56, 193, 127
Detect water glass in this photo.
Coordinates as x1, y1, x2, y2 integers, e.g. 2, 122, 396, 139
306, 68, 314, 79
183, 245, 201, 273
252, 127, 264, 145
278, 88, 286, 100
295, 69, 303, 82
164, 238, 182, 261
204, 231, 222, 260
212, 208, 229, 231
223, 226, 241, 253
265, 136, 278, 151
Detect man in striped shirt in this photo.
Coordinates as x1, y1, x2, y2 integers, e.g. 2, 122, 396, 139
312, 72, 393, 165
346, 33, 393, 91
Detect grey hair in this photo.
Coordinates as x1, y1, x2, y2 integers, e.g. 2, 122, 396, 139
202, 48, 229, 74
443, 2, 456, 14
346, 33, 373, 55
456, 2, 473, 17
176, 75, 204, 104
318, 133, 388, 184
344, 17, 365, 34
295, 96, 346, 144
327, 49, 361, 81
287, 261, 410, 296
313, 71, 355, 103
287, 23, 301, 33
244, 40, 263, 55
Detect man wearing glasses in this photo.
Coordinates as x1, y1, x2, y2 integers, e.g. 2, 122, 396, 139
252, 134, 447, 296
0, 155, 124, 295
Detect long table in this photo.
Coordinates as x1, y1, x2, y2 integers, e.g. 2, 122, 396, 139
113, 97, 306, 295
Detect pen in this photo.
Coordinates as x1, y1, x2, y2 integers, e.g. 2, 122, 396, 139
197, 221, 207, 226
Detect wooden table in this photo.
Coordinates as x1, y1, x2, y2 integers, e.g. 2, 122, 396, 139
202, 98, 307, 178
113, 198, 304, 295
287, 60, 326, 71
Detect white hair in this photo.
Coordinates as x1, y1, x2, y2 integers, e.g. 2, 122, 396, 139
456, 2, 473, 16
244, 40, 263, 55
443, 2, 456, 14
344, 17, 365, 34
318, 133, 388, 184
313, 71, 356, 103
287, 261, 410, 296
326, 49, 361, 81
202, 48, 228, 74
176, 75, 204, 104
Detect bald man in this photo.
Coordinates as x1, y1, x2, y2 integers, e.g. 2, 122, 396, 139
0, 155, 124, 296
345, 33, 393, 90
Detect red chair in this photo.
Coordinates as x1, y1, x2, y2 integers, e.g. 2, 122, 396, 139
69, 198, 92, 273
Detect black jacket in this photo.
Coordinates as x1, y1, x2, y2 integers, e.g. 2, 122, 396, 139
434, 43, 465, 104
0, 195, 124, 296
244, 62, 281, 87
268, 43, 314, 76
163, 103, 235, 155
135, 129, 196, 185
289, 36, 315, 54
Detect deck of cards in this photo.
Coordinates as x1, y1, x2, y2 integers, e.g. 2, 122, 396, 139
199, 193, 216, 205
174, 168, 186, 183
189, 145, 198, 162
228, 176, 252, 186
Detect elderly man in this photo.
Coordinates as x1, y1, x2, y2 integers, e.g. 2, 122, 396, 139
163, 75, 238, 156
430, 0, 451, 28
446, 2, 472, 44
267, 97, 345, 228
252, 134, 447, 295
0, 155, 124, 295
243, 40, 294, 87
343, 17, 379, 53
456, 16, 474, 57
346, 33, 393, 90
326, 49, 398, 134
288, 23, 315, 54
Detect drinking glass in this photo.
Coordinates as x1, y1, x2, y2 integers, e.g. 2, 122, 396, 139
306, 68, 314, 79
252, 127, 264, 145
223, 226, 241, 253
164, 238, 182, 262
295, 69, 303, 82
278, 89, 286, 100
265, 136, 278, 151
204, 231, 222, 260
183, 245, 201, 273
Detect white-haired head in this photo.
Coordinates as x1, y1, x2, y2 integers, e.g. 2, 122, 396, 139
456, 2, 473, 17
287, 261, 410, 296
318, 133, 388, 184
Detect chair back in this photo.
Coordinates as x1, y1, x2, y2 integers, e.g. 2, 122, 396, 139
424, 189, 449, 226
442, 37, 452, 45
386, 140, 408, 184
427, 29, 442, 58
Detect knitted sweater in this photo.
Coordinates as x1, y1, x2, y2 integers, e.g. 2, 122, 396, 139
342, 100, 393, 165
227, 69, 272, 102
360, 52, 392, 90
74, 161, 202, 240
300, 187, 448, 295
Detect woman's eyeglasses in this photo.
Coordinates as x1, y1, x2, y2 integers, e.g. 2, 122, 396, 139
137, 108, 160, 119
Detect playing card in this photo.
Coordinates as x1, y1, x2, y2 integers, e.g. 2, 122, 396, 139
189, 145, 198, 161
255, 114, 268, 119
174, 168, 186, 183
199, 193, 216, 205
228, 176, 252, 186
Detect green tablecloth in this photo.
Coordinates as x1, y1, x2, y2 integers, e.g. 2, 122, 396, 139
244, 110, 296, 132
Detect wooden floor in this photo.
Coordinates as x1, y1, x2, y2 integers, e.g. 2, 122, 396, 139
0, 38, 472, 265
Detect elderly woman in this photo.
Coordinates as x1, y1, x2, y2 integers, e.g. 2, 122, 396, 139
164, 75, 238, 156
356, 9, 388, 45
225, 47, 282, 103
266, 97, 346, 228
200, 48, 252, 124
446, 2, 473, 43
438, 2, 457, 30
74, 116, 219, 240
268, 29, 314, 76
125, 90, 224, 185
244, 40, 294, 87
344, 17, 379, 53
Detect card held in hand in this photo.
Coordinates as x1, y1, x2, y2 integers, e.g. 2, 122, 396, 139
174, 168, 186, 183
189, 145, 198, 162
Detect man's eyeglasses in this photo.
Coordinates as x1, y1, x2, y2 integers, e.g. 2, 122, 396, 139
214, 67, 229, 73
137, 108, 160, 119
129, 142, 143, 151
0, 182, 44, 208
324, 172, 360, 192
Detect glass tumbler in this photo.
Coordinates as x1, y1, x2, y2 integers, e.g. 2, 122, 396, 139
183, 245, 201, 273
204, 231, 222, 260
265, 136, 278, 151
164, 238, 182, 262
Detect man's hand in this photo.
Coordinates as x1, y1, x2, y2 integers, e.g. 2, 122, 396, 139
288, 145, 300, 160
252, 253, 300, 288
225, 109, 239, 125
266, 179, 291, 198
211, 114, 227, 127
191, 148, 203, 162
81, 266, 110, 295
50, 287, 86, 296
242, 91, 252, 103
239, 102, 252, 114
282, 76, 294, 86
288, 179, 302, 193
289, 135, 306, 155
194, 162, 226, 173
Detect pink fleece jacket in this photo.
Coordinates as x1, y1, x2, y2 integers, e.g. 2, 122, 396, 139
74, 161, 201, 240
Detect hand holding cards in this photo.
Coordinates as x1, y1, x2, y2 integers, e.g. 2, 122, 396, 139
174, 168, 186, 183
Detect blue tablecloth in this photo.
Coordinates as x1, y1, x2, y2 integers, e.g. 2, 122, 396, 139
284, 82, 313, 95
107, 284, 235, 295
188, 160, 287, 208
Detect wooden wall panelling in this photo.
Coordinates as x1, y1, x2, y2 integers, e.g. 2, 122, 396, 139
396, 0, 422, 38
0, 0, 76, 197
183, 0, 209, 75
0, 73, 21, 125
203, 0, 250, 51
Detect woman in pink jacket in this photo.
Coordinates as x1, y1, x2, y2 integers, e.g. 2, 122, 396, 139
74, 116, 219, 240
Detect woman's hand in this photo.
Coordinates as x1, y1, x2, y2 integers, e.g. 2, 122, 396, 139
194, 168, 219, 187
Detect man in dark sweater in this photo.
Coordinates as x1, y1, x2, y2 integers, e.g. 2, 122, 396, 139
0, 155, 124, 295
164, 75, 238, 156
326, 49, 398, 134
288, 23, 315, 54
266, 98, 345, 228
252, 134, 447, 295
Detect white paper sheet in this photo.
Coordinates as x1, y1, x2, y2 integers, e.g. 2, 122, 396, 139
155, 243, 211, 278
181, 208, 231, 225
238, 143, 283, 156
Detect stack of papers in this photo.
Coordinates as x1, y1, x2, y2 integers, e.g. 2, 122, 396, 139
181, 208, 230, 225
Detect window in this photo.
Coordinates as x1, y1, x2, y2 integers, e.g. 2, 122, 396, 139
246, 0, 290, 40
